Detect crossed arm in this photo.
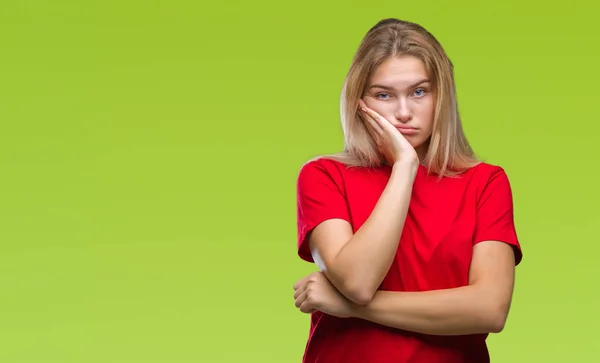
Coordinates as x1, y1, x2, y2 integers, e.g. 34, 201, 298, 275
349, 241, 516, 335
295, 237, 516, 336
295, 165, 518, 336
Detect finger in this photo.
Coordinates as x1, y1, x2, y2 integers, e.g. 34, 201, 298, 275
364, 119, 384, 152
363, 109, 389, 132
293, 276, 310, 291
358, 98, 369, 110
295, 289, 308, 308
294, 282, 308, 300
299, 296, 314, 313
359, 108, 386, 139
361, 113, 385, 149
360, 102, 394, 133
362, 111, 383, 136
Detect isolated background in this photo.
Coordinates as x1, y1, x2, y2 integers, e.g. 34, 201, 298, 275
1, 0, 599, 362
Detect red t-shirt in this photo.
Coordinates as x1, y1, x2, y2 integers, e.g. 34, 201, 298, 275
295, 157, 522, 363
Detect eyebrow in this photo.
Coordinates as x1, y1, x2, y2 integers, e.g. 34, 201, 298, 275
368, 78, 431, 91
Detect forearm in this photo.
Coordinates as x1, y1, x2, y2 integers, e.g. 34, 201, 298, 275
328, 162, 416, 304
351, 286, 508, 335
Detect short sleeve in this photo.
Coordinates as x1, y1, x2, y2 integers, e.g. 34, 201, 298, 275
296, 159, 351, 263
473, 167, 523, 265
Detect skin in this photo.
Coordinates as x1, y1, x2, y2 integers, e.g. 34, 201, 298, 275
293, 55, 517, 336
362, 54, 435, 162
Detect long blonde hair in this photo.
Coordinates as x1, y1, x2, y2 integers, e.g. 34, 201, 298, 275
322, 18, 479, 177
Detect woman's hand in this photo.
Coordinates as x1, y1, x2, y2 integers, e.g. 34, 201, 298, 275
293, 271, 355, 318
358, 99, 419, 167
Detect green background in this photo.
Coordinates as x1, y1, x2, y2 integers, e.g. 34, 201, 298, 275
1, 0, 598, 362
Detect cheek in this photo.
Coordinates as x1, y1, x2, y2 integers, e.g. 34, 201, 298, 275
418, 102, 435, 129
365, 101, 391, 116
365, 96, 397, 111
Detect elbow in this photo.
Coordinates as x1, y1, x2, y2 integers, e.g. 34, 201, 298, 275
342, 282, 376, 306
488, 316, 507, 333
321, 271, 375, 305
347, 290, 375, 306
486, 305, 510, 333
322, 266, 377, 305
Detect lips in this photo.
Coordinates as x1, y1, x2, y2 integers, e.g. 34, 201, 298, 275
396, 127, 418, 135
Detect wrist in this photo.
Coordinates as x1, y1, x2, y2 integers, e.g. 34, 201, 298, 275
391, 160, 419, 179
349, 302, 368, 319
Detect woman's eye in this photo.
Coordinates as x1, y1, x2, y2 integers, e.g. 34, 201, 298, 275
413, 88, 427, 97
375, 93, 390, 100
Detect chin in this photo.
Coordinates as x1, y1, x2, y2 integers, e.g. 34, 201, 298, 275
408, 140, 421, 149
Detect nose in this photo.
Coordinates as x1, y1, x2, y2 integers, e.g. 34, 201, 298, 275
394, 99, 413, 123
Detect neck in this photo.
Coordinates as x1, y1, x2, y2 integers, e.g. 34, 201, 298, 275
416, 140, 430, 163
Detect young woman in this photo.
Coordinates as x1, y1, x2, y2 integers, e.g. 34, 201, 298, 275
292, 18, 523, 363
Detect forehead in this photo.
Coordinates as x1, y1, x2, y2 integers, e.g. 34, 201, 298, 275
369, 55, 429, 85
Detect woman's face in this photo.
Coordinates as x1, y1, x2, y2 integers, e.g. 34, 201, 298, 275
362, 55, 435, 160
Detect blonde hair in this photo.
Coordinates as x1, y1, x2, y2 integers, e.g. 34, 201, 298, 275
321, 18, 480, 177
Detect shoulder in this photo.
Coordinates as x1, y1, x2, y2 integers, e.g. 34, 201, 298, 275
466, 161, 507, 178
464, 162, 515, 203
463, 162, 512, 187
445, 162, 514, 198
298, 156, 383, 187
299, 156, 347, 173
297, 157, 352, 184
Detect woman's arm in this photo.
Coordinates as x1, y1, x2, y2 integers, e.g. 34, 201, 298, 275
309, 161, 416, 305
294, 240, 517, 335
350, 241, 517, 335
